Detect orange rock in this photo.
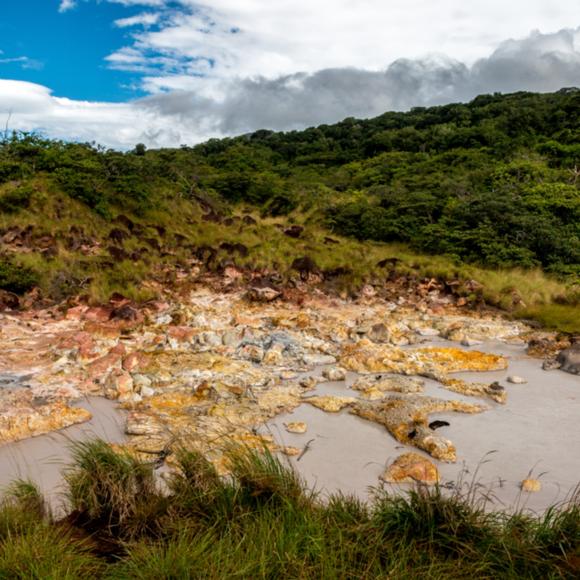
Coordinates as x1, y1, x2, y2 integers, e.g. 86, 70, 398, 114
381, 452, 440, 485
65, 305, 88, 321
86, 352, 123, 381
521, 479, 542, 492
83, 321, 121, 340
84, 306, 113, 323
166, 326, 196, 342
123, 351, 146, 372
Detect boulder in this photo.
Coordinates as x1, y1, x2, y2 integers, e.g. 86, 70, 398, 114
247, 287, 281, 302
283, 225, 304, 239
557, 345, 580, 375
380, 452, 440, 485
322, 367, 347, 381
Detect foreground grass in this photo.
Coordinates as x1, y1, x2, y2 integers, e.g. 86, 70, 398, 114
0, 440, 579, 579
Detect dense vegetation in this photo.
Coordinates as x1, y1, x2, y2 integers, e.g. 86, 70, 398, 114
0, 89, 578, 328
0, 440, 578, 578
194, 89, 580, 275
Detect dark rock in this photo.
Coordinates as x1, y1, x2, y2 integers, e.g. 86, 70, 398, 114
203, 212, 223, 224
291, 256, 319, 275
111, 304, 139, 321
220, 242, 249, 257
429, 420, 450, 430
144, 238, 161, 251
489, 382, 505, 392
324, 237, 340, 245
107, 246, 129, 261
0, 290, 19, 310
108, 228, 129, 244
284, 225, 304, 239
195, 245, 218, 264
114, 215, 135, 232
242, 215, 257, 226
324, 266, 352, 278
557, 344, 580, 375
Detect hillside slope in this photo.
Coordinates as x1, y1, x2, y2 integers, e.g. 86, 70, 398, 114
0, 89, 578, 331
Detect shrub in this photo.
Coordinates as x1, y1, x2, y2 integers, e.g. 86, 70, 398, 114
0, 184, 34, 213
0, 260, 39, 294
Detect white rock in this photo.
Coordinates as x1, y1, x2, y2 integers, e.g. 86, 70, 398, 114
140, 385, 155, 397
322, 367, 347, 381
303, 354, 337, 366
418, 328, 440, 337
155, 314, 173, 325
507, 375, 527, 384
461, 338, 483, 347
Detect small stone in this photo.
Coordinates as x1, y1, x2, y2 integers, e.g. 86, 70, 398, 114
521, 479, 542, 493
281, 446, 301, 457
322, 367, 346, 381
461, 338, 483, 347
381, 452, 440, 485
140, 385, 155, 398
302, 354, 337, 366
507, 375, 527, 384
247, 287, 281, 302
299, 376, 318, 390
285, 422, 307, 434
304, 395, 356, 413
418, 328, 440, 337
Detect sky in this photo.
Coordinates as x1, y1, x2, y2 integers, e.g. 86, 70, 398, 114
0, 0, 579, 149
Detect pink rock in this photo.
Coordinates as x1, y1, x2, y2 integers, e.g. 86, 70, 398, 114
167, 326, 196, 342
122, 352, 146, 372
109, 343, 127, 356
65, 306, 88, 321
84, 306, 113, 323
86, 352, 123, 381
105, 369, 134, 400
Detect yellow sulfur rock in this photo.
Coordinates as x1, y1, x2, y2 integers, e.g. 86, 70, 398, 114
381, 452, 440, 485
0, 401, 92, 444
351, 396, 485, 462
521, 479, 542, 493
285, 422, 307, 434
340, 341, 507, 375
281, 446, 302, 457
303, 396, 357, 413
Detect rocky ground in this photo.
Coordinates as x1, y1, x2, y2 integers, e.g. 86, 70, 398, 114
0, 276, 578, 488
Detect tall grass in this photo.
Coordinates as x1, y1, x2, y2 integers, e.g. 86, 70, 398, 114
0, 439, 578, 578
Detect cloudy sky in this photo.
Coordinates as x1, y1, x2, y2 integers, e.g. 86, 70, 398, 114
0, 0, 579, 148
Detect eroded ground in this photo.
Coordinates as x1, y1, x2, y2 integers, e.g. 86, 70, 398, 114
0, 287, 577, 510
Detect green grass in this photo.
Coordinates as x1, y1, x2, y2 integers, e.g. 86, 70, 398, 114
0, 440, 579, 578
1, 175, 577, 334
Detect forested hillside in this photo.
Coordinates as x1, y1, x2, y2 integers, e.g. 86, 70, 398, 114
194, 89, 580, 275
0, 89, 578, 328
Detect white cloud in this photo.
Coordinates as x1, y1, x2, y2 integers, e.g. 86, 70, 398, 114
0, 79, 216, 148
105, 0, 580, 91
58, 0, 76, 12
114, 12, 160, 28
2, 28, 580, 150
